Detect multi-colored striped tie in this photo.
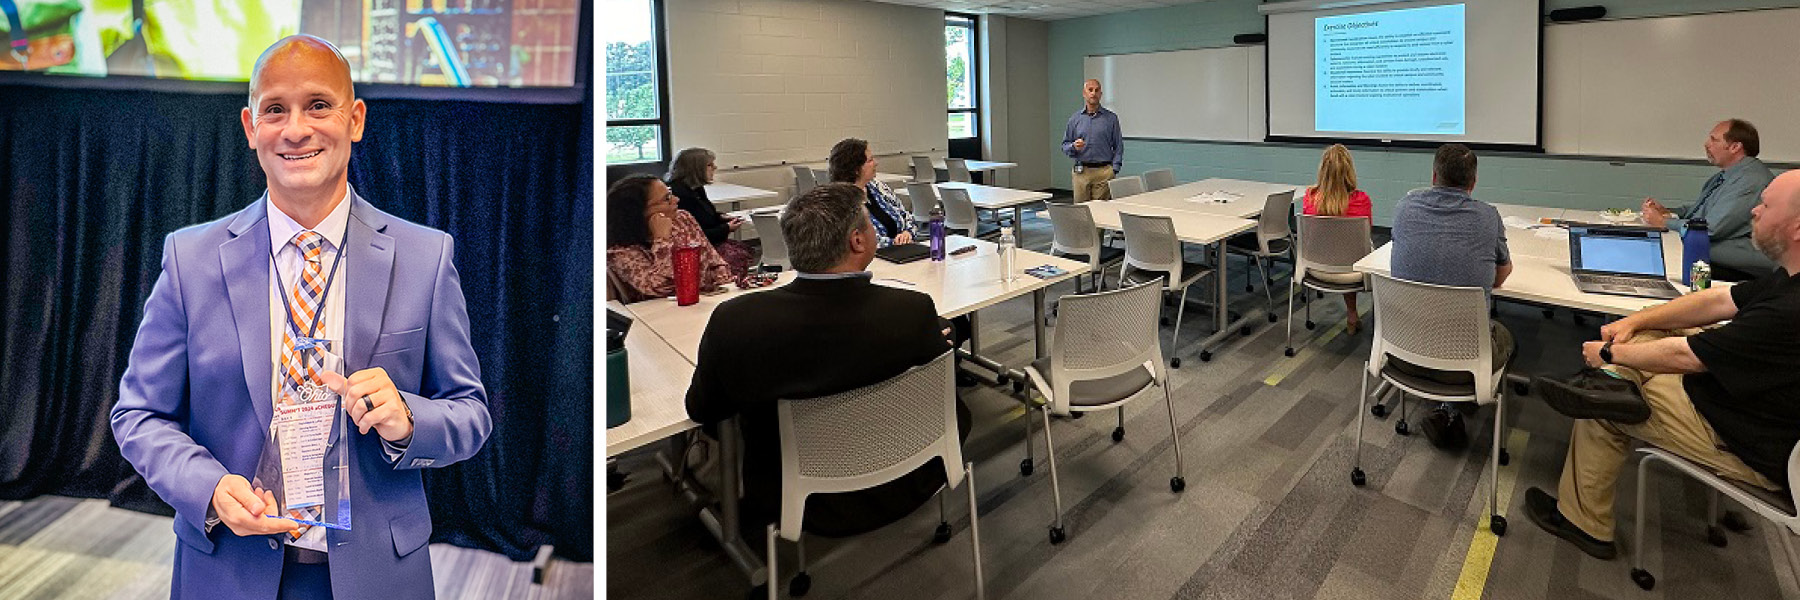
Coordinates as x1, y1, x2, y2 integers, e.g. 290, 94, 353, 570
279, 230, 327, 537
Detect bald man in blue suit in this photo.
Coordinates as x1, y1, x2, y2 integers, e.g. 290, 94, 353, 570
110, 35, 491, 600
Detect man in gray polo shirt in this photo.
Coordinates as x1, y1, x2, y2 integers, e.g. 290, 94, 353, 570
1389, 143, 1514, 448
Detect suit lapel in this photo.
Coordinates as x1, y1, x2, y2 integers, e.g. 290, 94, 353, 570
345, 191, 395, 374
221, 200, 275, 430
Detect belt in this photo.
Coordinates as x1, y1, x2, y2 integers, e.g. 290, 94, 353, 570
1079, 162, 1111, 168
285, 545, 329, 565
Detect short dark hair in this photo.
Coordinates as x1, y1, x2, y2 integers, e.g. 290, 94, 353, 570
1723, 119, 1760, 157
1433, 144, 1478, 190
827, 138, 869, 183
782, 183, 869, 272
666, 147, 715, 189
606, 174, 662, 248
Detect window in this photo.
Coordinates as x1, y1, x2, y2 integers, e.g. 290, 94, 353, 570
604, 0, 669, 165
945, 14, 978, 139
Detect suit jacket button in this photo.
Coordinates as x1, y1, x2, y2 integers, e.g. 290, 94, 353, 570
269, 539, 279, 550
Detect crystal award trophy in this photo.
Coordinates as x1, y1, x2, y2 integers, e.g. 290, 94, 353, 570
253, 339, 352, 531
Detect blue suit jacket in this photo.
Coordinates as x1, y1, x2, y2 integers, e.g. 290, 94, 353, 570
111, 191, 492, 600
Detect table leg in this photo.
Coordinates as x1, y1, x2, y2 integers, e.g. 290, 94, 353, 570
968, 311, 982, 355
690, 419, 767, 585
1213, 241, 1229, 332
1014, 206, 1026, 233
1033, 289, 1048, 359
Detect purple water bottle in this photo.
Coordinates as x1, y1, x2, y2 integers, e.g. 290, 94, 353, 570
929, 207, 946, 261
1680, 218, 1710, 286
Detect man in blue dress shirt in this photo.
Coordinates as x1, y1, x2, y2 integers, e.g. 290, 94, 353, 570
1061, 79, 1124, 203
1641, 119, 1777, 280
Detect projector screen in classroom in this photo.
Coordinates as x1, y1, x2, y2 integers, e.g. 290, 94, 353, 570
1265, 0, 1540, 149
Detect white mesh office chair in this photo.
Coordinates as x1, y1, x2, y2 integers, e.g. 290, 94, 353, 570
751, 212, 790, 270
1142, 169, 1176, 192
1118, 212, 1213, 368
791, 165, 817, 198
1106, 176, 1145, 199
945, 158, 973, 183
767, 352, 983, 600
1354, 273, 1512, 536
940, 187, 998, 239
1625, 442, 1800, 591
1284, 215, 1372, 357
911, 156, 937, 183
1226, 190, 1297, 317
1047, 203, 1123, 293
905, 182, 940, 227
1022, 281, 1184, 545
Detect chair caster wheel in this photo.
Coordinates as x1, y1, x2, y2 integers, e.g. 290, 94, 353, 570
1395, 420, 1410, 435
1245, 284, 1255, 293
1708, 526, 1728, 547
1511, 380, 1530, 396
608, 469, 627, 493
1199, 351, 1212, 362
1048, 526, 1067, 544
1170, 476, 1186, 493
1170, 357, 1181, 368
1240, 325, 1253, 336
1070, 411, 1085, 419
1019, 459, 1034, 476
1631, 568, 1656, 591
1371, 404, 1388, 418
1722, 510, 1752, 532
1013, 380, 1026, 394
1112, 427, 1125, 443
1284, 347, 1296, 357
1491, 515, 1507, 536
1305, 320, 1316, 330
1499, 449, 1510, 466
934, 522, 953, 544
1268, 313, 1279, 323
789, 572, 812, 597
1351, 468, 1366, 487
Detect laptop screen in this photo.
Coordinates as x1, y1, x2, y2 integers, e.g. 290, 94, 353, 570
1571, 227, 1665, 276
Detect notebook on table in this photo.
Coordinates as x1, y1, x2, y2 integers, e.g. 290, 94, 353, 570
875, 243, 931, 264
1566, 225, 1681, 299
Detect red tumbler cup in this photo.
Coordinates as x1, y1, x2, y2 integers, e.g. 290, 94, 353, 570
673, 244, 701, 306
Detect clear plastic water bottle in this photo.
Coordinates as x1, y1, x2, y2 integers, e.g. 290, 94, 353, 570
929, 207, 946, 261
997, 226, 1018, 281
1680, 218, 1711, 286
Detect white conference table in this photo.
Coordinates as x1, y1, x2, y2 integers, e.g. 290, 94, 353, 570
1115, 178, 1303, 220
894, 181, 1053, 229
1082, 201, 1261, 362
1354, 203, 1691, 316
704, 182, 779, 212
932, 158, 1017, 173
607, 236, 1087, 586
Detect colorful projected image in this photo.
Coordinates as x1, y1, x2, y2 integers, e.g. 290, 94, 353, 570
0, 0, 578, 87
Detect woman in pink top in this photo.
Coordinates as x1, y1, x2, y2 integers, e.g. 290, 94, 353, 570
1301, 144, 1373, 333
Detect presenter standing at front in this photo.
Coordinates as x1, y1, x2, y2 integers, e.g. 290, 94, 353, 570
1061, 78, 1124, 203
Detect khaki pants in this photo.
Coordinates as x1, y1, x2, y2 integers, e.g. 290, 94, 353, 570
1072, 164, 1113, 203
1557, 330, 1778, 541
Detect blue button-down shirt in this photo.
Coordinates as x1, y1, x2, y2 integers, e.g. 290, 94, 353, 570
1391, 186, 1511, 292
1062, 106, 1123, 170
1669, 156, 1777, 273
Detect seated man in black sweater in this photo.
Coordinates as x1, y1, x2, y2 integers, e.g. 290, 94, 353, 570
1527, 170, 1800, 560
685, 182, 971, 538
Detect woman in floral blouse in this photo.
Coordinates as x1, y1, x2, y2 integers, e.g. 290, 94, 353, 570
828, 137, 915, 247
606, 174, 733, 302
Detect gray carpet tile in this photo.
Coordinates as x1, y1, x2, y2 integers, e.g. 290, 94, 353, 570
609, 197, 1800, 600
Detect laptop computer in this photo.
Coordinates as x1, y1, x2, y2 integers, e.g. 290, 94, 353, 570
875, 243, 932, 264
1566, 225, 1681, 299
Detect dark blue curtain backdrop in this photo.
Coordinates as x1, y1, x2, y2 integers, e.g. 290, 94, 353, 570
0, 84, 594, 561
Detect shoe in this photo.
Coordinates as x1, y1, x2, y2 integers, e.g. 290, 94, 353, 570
1534, 369, 1650, 424
1523, 487, 1617, 560
1422, 404, 1469, 450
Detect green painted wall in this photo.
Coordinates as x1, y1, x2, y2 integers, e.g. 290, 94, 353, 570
1045, 0, 1800, 225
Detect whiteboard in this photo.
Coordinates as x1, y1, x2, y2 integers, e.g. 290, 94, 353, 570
1543, 8, 1800, 162
1083, 45, 1266, 143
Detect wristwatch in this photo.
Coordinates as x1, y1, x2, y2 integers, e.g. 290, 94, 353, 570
1599, 340, 1615, 365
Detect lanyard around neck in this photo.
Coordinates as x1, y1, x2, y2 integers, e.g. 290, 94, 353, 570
271, 219, 351, 340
